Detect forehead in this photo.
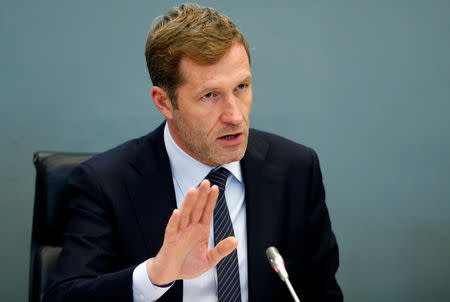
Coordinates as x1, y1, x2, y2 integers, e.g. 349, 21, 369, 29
178, 43, 251, 93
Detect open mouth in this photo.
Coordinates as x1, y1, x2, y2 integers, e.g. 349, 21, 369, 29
220, 134, 239, 140
218, 133, 241, 140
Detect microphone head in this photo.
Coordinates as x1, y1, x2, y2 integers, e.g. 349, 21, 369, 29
266, 246, 280, 260
266, 246, 288, 281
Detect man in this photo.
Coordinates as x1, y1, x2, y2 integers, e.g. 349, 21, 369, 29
44, 4, 342, 302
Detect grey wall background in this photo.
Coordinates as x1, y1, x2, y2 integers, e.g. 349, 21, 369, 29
1, 0, 449, 301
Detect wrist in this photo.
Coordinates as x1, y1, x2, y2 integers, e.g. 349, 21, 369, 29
146, 257, 174, 286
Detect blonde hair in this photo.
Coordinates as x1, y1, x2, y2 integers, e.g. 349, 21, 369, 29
145, 4, 250, 107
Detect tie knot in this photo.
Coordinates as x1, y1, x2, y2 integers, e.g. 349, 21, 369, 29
205, 167, 230, 191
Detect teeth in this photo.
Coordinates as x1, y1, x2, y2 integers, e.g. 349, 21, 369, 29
222, 135, 236, 139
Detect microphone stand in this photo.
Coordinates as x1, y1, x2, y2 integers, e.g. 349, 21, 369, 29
284, 278, 300, 302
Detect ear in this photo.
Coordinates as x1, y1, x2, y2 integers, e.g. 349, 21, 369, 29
151, 86, 174, 120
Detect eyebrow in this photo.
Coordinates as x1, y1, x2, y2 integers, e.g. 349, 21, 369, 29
241, 75, 252, 84
198, 74, 253, 95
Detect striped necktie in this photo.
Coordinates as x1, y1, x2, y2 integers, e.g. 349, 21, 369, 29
205, 167, 242, 302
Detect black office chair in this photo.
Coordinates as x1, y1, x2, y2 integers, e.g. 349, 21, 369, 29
29, 152, 95, 302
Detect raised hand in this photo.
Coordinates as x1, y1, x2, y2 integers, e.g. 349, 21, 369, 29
146, 179, 238, 285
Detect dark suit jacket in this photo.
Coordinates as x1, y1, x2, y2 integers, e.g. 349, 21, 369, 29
44, 123, 343, 302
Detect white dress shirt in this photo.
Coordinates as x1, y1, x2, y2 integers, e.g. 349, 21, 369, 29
132, 123, 248, 302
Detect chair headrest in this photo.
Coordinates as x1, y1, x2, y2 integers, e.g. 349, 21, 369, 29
33, 152, 95, 246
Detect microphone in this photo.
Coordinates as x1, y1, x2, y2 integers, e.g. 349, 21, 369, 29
266, 246, 301, 302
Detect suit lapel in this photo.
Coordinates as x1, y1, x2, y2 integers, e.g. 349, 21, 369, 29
242, 130, 287, 301
125, 123, 183, 301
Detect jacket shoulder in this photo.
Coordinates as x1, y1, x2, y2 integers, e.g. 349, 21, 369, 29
80, 124, 164, 177
248, 128, 317, 165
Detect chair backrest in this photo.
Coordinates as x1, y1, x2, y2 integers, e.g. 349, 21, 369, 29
29, 152, 95, 302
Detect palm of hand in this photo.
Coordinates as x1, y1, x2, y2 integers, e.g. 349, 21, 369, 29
172, 222, 212, 279
148, 180, 238, 285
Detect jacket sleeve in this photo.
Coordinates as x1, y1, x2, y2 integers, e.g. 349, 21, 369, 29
43, 163, 135, 302
299, 148, 343, 301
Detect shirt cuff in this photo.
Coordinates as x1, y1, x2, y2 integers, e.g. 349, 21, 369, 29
132, 259, 174, 301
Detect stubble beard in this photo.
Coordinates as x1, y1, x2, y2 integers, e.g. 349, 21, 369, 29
171, 113, 249, 166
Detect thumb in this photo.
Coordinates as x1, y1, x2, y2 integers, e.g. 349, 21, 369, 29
207, 237, 238, 267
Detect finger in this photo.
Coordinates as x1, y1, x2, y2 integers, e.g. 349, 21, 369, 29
163, 209, 180, 243
206, 236, 238, 267
179, 187, 197, 230
191, 179, 210, 223
200, 184, 219, 224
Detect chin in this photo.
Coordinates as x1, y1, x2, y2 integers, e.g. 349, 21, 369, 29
217, 150, 246, 165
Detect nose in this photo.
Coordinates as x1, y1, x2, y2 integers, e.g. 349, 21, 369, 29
221, 95, 243, 125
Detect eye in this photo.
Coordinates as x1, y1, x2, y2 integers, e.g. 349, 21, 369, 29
236, 83, 248, 91
203, 92, 213, 99
201, 92, 218, 101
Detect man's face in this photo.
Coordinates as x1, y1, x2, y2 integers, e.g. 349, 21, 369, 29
167, 43, 252, 166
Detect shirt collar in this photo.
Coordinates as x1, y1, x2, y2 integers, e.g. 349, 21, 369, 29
163, 122, 242, 191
